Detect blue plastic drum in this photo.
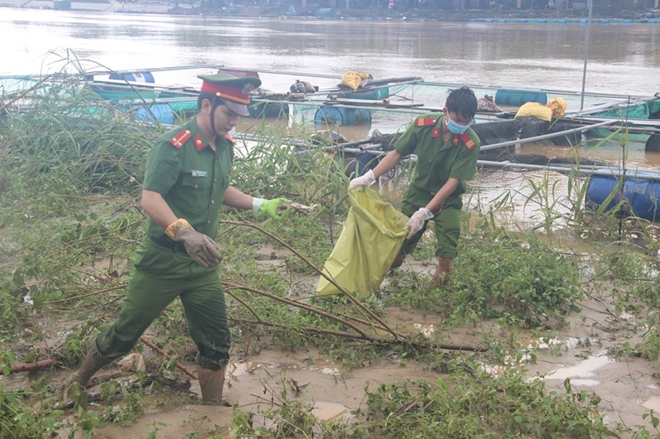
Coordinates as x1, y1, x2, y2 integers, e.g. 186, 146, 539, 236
109, 72, 155, 83
355, 153, 379, 176
586, 175, 660, 221
315, 106, 372, 126
495, 89, 548, 107
136, 104, 174, 125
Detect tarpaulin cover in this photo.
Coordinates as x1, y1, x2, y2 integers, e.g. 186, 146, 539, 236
316, 187, 408, 297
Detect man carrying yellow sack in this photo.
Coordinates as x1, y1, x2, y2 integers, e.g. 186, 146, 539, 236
350, 87, 481, 285
67, 74, 291, 404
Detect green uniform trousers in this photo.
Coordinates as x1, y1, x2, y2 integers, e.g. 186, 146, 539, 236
399, 184, 463, 259
93, 240, 230, 371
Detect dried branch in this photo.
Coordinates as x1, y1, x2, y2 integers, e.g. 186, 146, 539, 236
220, 220, 401, 339
1, 358, 59, 375
230, 317, 374, 342
139, 336, 198, 380
224, 281, 371, 339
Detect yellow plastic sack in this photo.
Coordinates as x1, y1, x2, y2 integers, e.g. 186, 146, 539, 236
514, 102, 553, 122
546, 97, 567, 117
316, 187, 408, 297
341, 71, 371, 91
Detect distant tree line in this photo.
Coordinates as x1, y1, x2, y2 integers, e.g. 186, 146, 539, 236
198, 0, 658, 13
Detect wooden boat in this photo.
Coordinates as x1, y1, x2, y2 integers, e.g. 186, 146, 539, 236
87, 65, 291, 123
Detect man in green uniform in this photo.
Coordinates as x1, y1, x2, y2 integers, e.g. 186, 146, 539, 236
68, 74, 290, 404
350, 86, 481, 284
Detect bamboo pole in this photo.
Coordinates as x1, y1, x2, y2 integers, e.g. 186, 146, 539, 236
477, 159, 660, 180
478, 119, 618, 151
86, 63, 225, 76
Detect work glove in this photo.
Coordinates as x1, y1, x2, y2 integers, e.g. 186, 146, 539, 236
177, 227, 223, 268
252, 197, 293, 220
405, 207, 435, 239
349, 169, 376, 189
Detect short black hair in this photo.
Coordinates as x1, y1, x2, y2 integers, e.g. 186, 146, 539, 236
446, 86, 478, 120
197, 92, 225, 111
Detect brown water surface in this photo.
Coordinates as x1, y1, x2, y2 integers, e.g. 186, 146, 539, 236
3, 9, 658, 167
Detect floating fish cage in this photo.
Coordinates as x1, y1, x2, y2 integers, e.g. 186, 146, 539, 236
335, 87, 390, 101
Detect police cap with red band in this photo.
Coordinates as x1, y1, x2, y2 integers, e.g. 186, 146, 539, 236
197, 73, 262, 117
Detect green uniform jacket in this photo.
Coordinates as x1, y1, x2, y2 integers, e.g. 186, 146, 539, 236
143, 117, 234, 243
92, 117, 234, 370
395, 113, 481, 206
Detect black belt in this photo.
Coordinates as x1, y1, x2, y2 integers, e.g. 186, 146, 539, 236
150, 237, 188, 255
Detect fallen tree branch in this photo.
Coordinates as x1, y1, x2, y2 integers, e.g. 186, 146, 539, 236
139, 336, 198, 380
220, 220, 401, 340
44, 283, 128, 304
1, 358, 59, 375
230, 317, 484, 351
224, 281, 371, 339
230, 317, 375, 342
225, 289, 264, 323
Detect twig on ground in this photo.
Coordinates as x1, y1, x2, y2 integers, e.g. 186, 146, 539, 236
139, 336, 198, 380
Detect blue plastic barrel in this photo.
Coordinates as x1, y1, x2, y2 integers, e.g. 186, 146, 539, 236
248, 101, 289, 118
586, 175, 660, 221
136, 104, 174, 125
355, 154, 379, 176
315, 106, 372, 126
109, 71, 155, 83
494, 89, 548, 107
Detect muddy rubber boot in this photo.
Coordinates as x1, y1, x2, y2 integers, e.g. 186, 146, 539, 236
390, 253, 406, 270
198, 366, 226, 404
68, 348, 111, 388
431, 256, 453, 285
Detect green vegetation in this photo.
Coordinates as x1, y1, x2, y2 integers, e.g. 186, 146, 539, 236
2, 63, 660, 438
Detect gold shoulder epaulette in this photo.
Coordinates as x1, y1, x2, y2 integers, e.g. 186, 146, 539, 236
459, 133, 477, 150
415, 117, 437, 127
169, 129, 192, 149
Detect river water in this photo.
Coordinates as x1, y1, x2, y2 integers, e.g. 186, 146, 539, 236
2, 8, 659, 168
